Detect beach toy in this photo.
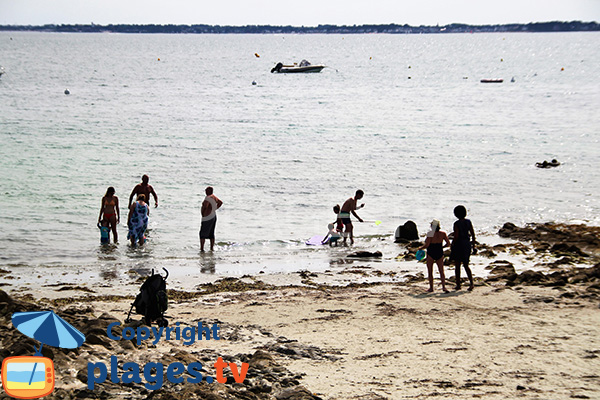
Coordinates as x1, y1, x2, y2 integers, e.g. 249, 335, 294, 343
306, 235, 326, 246
98, 223, 109, 244
415, 250, 426, 261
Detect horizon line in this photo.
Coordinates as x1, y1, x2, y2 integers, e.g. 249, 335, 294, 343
1, 20, 599, 28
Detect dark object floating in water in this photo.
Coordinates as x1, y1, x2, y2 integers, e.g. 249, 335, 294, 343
536, 159, 561, 168
64, 89, 70, 95
271, 60, 325, 73
480, 79, 504, 83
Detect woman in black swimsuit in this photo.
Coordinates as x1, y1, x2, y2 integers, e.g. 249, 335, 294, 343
419, 219, 450, 293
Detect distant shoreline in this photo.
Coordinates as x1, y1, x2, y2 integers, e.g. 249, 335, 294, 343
0, 21, 598, 34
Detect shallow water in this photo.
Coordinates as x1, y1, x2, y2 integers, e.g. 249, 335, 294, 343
0, 31, 599, 277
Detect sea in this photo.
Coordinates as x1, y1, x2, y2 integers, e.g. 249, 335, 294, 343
0, 31, 599, 285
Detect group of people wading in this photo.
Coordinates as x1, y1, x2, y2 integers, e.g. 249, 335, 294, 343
99, 183, 475, 291
99, 176, 222, 250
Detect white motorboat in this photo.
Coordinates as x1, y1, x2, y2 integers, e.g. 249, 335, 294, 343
271, 60, 325, 73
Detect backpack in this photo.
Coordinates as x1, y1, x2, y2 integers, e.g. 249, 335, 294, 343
126, 268, 169, 327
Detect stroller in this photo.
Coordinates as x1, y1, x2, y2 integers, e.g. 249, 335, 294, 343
126, 268, 169, 327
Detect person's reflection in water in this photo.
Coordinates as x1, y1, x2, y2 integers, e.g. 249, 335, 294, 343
199, 253, 216, 274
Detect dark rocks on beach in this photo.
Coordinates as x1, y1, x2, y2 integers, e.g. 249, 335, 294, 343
498, 222, 600, 256
506, 270, 548, 286
496, 263, 600, 294
395, 221, 419, 243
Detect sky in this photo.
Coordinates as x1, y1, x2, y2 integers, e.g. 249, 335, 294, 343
0, 0, 599, 26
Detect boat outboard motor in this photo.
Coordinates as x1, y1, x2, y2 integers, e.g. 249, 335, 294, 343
271, 62, 283, 73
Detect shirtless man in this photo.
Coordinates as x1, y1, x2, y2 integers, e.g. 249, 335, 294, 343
129, 175, 158, 211
200, 186, 223, 252
340, 190, 365, 245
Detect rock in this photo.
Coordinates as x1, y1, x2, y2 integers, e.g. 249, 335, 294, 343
534, 243, 551, 252
250, 350, 277, 369
76, 369, 88, 384
85, 333, 113, 350
0, 289, 13, 304
545, 271, 568, 287
550, 243, 589, 257
347, 251, 382, 258
395, 221, 419, 242
276, 386, 324, 400
489, 262, 516, 276
507, 270, 548, 286
492, 244, 508, 252
478, 249, 497, 258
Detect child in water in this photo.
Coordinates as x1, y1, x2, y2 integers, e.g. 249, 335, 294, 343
332, 204, 345, 239
322, 223, 342, 246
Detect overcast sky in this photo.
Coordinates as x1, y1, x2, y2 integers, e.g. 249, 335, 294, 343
1, 0, 599, 26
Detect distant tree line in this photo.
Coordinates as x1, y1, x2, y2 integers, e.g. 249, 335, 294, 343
0, 21, 598, 34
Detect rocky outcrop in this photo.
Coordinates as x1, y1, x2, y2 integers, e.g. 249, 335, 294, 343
498, 222, 600, 257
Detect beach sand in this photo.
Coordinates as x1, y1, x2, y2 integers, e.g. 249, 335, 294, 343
1, 222, 599, 400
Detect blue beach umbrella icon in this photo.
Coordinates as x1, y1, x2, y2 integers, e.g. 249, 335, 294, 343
11, 311, 86, 385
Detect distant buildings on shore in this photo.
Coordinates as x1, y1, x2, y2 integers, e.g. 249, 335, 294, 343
0, 21, 598, 34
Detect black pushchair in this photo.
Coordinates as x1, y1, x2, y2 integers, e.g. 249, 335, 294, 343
126, 268, 169, 327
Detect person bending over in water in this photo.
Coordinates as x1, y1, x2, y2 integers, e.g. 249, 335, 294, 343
98, 187, 120, 243
340, 190, 365, 245
128, 194, 148, 247
418, 219, 450, 293
129, 174, 158, 212
450, 205, 476, 291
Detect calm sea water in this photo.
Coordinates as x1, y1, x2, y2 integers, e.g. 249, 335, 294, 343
0, 32, 599, 279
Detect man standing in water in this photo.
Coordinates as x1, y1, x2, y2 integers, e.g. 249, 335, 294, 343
200, 186, 223, 252
129, 175, 159, 212
340, 189, 365, 245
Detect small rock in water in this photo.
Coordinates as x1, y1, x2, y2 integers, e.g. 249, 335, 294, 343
347, 251, 382, 258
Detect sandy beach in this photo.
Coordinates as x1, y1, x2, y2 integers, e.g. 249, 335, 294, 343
1, 222, 599, 400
